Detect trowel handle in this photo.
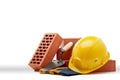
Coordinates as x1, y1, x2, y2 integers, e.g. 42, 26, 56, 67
61, 41, 74, 53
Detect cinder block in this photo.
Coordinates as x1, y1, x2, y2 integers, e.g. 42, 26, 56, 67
61, 60, 116, 72
29, 33, 63, 71
57, 38, 81, 60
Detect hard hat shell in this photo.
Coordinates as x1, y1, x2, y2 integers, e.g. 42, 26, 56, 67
69, 36, 110, 74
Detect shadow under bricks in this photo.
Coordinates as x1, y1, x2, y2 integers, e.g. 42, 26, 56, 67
0, 65, 33, 72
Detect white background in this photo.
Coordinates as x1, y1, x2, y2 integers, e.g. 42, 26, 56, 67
0, 0, 120, 80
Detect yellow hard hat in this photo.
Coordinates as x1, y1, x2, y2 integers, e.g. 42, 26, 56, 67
69, 36, 110, 74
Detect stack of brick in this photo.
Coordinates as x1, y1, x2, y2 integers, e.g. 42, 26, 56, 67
29, 33, 116, 73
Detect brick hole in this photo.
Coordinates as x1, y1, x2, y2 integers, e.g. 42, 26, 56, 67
30, 61, 32, 63
45, 35, 48, 37
50, 38, 53, 40
46, 41, 49, 43
44, 37, 46, 39
36, 53, 39, 55
32, 59, 35, 61
33, 62, 36, 64
36, 56, 39, 58
46, 38, 49, 40
37, 59, 39, 61
43, 44, 46, 46
49, 35, 52, 37
42, 40, 45, 43
39, 46, 42, 49
40, 50, 43, 52
43, 50, 46, 52
40, 56, 43, 58
39, 53, 42, 55
43, 47, 45, 49
37, 49, 39, 51
47, 44, 49, 46
37, 62, 40, 64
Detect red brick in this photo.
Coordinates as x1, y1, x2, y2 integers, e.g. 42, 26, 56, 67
94, 60, 116, 72
61, 60, 116, 72
29, 33, 63, 71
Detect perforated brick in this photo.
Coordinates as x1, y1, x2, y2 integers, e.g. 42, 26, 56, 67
29, 33, 63, 71
57, 38, 81, 60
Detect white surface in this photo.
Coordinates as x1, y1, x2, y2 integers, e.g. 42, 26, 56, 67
0, 0, 120, 80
